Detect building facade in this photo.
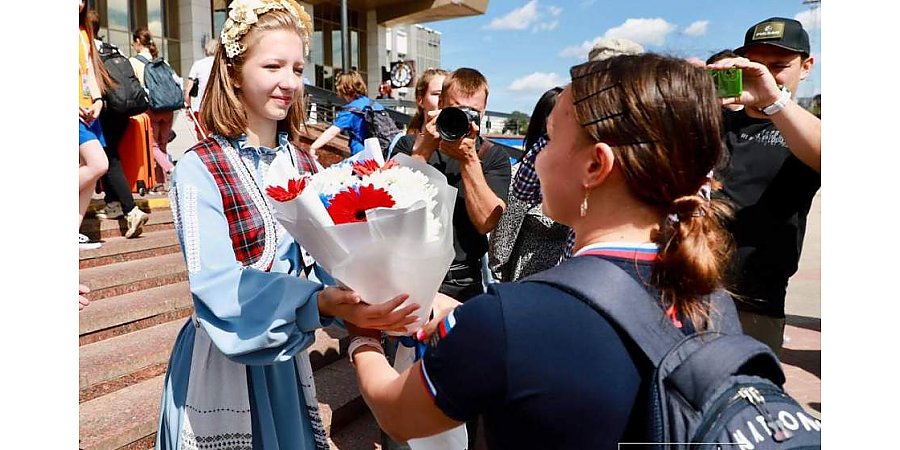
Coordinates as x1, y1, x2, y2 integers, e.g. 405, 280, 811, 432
87, 0, 487, 98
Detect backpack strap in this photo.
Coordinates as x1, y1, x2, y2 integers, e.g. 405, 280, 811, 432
134, 54, 151, 65
525, 256, 684, 366
478, 138, 494, 159
526, 256, 785, 408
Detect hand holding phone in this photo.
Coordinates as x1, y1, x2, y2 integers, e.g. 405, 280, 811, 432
709, 68, 743, 98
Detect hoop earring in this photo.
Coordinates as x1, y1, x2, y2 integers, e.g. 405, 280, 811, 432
580, 189, 590, 217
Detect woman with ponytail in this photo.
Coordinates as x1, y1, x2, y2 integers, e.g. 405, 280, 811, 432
130, 27, 179, 192
342, 53, 740, 449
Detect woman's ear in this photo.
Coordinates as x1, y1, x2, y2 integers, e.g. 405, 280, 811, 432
584, 142, 615, 189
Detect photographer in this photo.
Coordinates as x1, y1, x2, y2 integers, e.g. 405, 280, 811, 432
708, 17, 821, 356
394, 68, 511, 304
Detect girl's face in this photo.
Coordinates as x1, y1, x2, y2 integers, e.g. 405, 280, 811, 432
535, 87, 590, 225
237, 29, 305, 127
418, 75, 445, 114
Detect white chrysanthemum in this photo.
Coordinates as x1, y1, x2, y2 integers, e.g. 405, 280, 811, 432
307, 164, 358, 198
362, 167, 442, 240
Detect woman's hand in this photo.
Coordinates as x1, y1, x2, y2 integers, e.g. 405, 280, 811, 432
318, 287, 420, 333
79, 106, 94, 124
79, 284, 91, 311
418, 292, 461, 340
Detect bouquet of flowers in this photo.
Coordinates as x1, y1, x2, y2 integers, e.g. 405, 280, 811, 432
264, 139, 456, 334
265, 140, 468, 449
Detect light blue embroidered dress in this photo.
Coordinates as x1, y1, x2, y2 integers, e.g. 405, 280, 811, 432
156, 133, 332, 450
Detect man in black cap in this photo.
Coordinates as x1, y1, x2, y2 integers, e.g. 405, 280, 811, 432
707, 17, 821, 356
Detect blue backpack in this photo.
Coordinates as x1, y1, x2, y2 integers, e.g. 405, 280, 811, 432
134, 55, 184, 112
343, 98, 402, 158
527, 257, 822, 449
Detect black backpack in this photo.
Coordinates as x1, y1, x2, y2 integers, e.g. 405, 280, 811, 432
98, 42, 149, 117
344, 98, 402, 158
134, 54, 184, 112
527, 257, 822, 449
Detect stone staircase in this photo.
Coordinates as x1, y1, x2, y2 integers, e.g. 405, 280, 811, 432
78, 198, 377, 450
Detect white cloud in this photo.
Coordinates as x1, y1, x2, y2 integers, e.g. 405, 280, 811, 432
509, 72, 565, 92
548, 6, 562, 17
603, 18, 676, 46
485, 0, 539, 30
533, 20, 559, 33
683, 20, 709, 37
795, 8, 821, 31
580, 0, 597, 6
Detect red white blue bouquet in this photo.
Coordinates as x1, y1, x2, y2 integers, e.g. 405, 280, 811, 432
264, 139, 456, 334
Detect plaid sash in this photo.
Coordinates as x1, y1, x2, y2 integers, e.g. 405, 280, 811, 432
191, 136, 318, 268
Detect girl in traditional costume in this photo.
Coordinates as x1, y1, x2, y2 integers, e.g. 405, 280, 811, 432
155, 1, 419, 448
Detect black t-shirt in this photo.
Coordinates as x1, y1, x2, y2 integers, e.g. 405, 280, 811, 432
420, 255, 682, 449
717, 110, 820, 317
393, 134, 511, 267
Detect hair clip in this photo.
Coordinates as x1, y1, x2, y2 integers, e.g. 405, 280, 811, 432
579, 110, 625, 127
571, 83, 620, 105
220, 0, 312, 59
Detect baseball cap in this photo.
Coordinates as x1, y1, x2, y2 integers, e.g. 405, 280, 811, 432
588, 38, 644, 62
734, 17, 810, 56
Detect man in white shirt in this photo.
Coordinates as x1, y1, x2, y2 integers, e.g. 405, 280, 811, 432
183, 38, 218, 140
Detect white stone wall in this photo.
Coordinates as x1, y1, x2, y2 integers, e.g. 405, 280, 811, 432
178, 0, 212, 77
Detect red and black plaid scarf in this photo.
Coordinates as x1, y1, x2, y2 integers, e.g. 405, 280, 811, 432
190, 136, 318, 267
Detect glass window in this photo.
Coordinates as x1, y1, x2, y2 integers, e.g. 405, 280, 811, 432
107, 0, 129, 31
331, 30, 343, 70
350, 30, 358, 69
147, 0, 162, 37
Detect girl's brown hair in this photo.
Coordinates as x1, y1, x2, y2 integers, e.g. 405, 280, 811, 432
80, 7, 114, 93
569, 53, 733, 330
200, 9, 308, 142
132, 28, 159, 59
335, 70, 367, 100
407, 68, 449, 134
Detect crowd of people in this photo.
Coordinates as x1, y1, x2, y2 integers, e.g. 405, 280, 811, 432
79, 0, 820, 447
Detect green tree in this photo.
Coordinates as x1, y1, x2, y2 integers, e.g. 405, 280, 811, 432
503, 111, 530, 135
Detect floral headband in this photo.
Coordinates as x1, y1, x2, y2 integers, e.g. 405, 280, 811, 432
220, 0, 313, 59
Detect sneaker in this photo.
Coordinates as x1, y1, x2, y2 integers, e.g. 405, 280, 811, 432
79, 233, 101, 250
125, 208, 149, 239
94, 201, 124, 220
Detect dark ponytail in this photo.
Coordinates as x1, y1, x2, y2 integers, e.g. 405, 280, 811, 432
133, 28, 159, 59
569, 54, 733, 330
653, 194, 733, 329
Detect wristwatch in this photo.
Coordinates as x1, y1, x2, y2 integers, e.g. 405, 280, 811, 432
760, 85, 792, 116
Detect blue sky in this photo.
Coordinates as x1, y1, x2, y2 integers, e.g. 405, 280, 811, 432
426, 0, 822, 114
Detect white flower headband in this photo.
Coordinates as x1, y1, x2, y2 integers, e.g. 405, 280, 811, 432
220, 0, 313, 59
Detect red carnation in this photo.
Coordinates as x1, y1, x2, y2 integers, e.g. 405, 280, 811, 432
326, 184, 396, 224
266, 177, 308, 202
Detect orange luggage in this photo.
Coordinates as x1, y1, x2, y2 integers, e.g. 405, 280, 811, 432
119, 113, 156, 196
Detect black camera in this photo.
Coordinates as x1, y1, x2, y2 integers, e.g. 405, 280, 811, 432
435, 106, 481, 141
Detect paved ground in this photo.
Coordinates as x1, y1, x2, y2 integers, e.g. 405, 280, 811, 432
781, 192, 822, 419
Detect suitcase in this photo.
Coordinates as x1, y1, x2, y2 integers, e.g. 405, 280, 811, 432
119, 113, 156, 196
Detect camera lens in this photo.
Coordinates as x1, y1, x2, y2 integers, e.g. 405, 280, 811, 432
435, 107, 472, 141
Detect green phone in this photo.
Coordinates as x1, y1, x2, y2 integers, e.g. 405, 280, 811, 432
709, 68, 743, 98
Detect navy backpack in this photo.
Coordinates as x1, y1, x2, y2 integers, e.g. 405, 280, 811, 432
527, 256, 822, 449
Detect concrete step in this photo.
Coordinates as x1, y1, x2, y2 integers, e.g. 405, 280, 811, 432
329, 410, 380, 450
79, 252, 187, 301
79, 282, 193, 345
79, 229, 181, 269
316, 357, 368, 437
79, 374, 165, 450
80, 320, 184, 400
81, 205, 174, 241
80, 335, 362, 450
80, 320, 348, 399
